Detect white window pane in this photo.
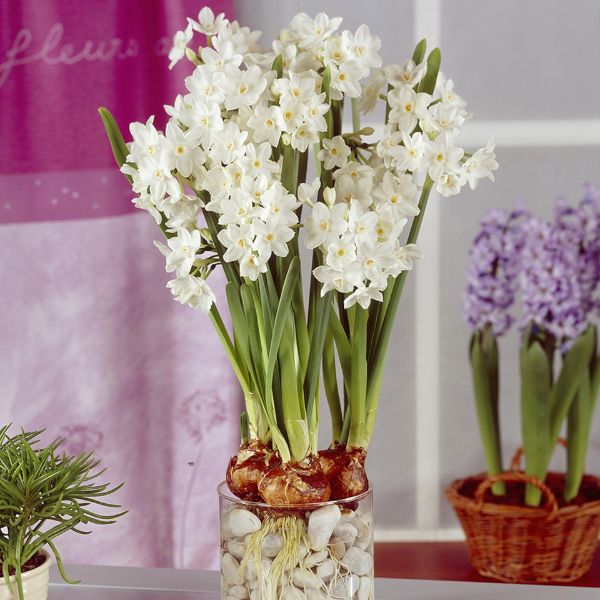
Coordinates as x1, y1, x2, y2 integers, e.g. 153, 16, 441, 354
441, 0, 600, 120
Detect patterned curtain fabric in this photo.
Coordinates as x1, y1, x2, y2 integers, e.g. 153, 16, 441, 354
0, 0, 239, 569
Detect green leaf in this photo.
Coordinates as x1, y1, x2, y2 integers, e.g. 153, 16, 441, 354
549, 326, 596, 443
418, 48, 441, 95
98, 107, 130, 174
412, 38, 427, 64
520, 339, 552, 506
323, 328, 343, 443
271, 54, 283, 78
470, 329, 505, 495
348, 306, 368, 448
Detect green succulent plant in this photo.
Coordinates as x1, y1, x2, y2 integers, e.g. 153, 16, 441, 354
0, 426, 125, 600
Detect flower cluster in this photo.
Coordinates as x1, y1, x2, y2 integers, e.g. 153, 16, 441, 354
464, 185, 600, 347
120, 8, 497, 312
462, 208, 529, 336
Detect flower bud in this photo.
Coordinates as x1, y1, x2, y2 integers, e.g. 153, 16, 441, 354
323, 187, 336, 208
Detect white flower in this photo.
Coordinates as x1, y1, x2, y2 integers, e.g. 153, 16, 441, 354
218, 223, 254, 262
333, 161, 374, 206
437, 76, 467, 109
345, 200, 378, 245
187, 7, 227, 36
248, 105, 283, 147
424, 133, 464, 181
313, 264, 361, 295
330, 60, 363, 98
168, 25, 193, 69
356, 241, 397, 283
342, 25, 382, 71
290, 12, 342, 49
131, 190, 162, 225
128, 117, 162, 164
387, 85, 431, 133
421, 103, 468, 137
137, 153, 181, 202
394, 131, 425, 172
167, 275, 216, 313
298, 177, 321, 205
375, 124, 403, 167
343, 283, 384, 309
277, 99, 304, 133
325, 239, 356, 270
375, 205, 406, 242
222, 65, 267, 111
182, 96, 223, 146
164, 121, 202, 178
462, 139, 498, 190
218, 189, 256, 226
239, 252, 268, 280
317, 136, 351, 170
208, 122, 247, 164
303, 94, 329, 132
435, 170, 465, 197
273, 71, 317, 102
164, 195, 202, 231
200, 39, 243, 71
358, 69, 385, 114
323, 35, 349, 67
304, 202, 347, 249
241, 143, 279, 178
155, 228, 202, 276
259, 184, 299, 226
385, 59, 426, 88
395, 243, 422, 270
185, 65, 225, 105
373, 172, 419, 217
291, 122, 319, 152
252, 217, 294, 258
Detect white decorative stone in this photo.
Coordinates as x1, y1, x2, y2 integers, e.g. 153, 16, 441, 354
292, 568, 321, 589
332, 521, 358, 546
229, 584, 249, 599
316, 558, 335, 581
229, 508, 262, 537
357, 576, 373, 600
222, 553, 242, 585
227, 539, 245, 560
282, 585, 307, 600
339, 509, 356, 522
341, 547, 373, 576
305, 590, 328, 600
304, 549, 328, 568
293, 543, 309, 565
329, 541, 346, 560
329, 574, 359, 598
308, 505, 341, 551
261, 533, 284, 558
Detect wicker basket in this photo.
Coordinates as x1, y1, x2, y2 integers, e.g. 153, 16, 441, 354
446, 447, 600, 583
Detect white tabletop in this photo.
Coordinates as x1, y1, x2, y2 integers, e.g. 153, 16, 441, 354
49, 564, 597, 599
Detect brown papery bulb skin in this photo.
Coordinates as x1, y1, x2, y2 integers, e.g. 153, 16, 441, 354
226, 443, 280, 501
258, 459, 331, 506
318, 446, 369, 500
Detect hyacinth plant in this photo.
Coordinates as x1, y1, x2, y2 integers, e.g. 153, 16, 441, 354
0, 427, 124, 600
464, 185, 600, 506
100, 8, 497, 506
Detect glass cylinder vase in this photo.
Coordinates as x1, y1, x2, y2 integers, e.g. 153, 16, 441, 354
218, 482, 374, 600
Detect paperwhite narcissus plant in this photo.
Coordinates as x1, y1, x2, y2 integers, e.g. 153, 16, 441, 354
101, 7, 497, 504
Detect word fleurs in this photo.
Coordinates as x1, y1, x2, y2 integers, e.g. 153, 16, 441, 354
0, 23, 172, 88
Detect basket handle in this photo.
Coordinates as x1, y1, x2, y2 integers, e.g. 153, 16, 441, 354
475, 472, 560, 520
509, 437, 568, 472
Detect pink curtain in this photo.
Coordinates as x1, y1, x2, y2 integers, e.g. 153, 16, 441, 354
0, 0, 240, 569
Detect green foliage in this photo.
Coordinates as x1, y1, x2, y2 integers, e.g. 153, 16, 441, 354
0, 426, 124, 600
471, 324, 599, 507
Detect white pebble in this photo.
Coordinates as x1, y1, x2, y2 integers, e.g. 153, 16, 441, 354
340, 509, 356, 522
357, 576, 373, 600
341, 547, 373, 576
229, 509, 262, 537
308, 505, 341, 551
316, 558, 335, 581
305, 590, 328, 600
304, 549, 328, 568
329, 541, 346, 560
332, 522, 358, 545
229, 586, 249, 600
292, 568, 322, 589
282, 586, 307, 600
222, 553, 242, 585
227, 539, 245, 560
329, 574, 359, 598
261, 533, 284, 558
